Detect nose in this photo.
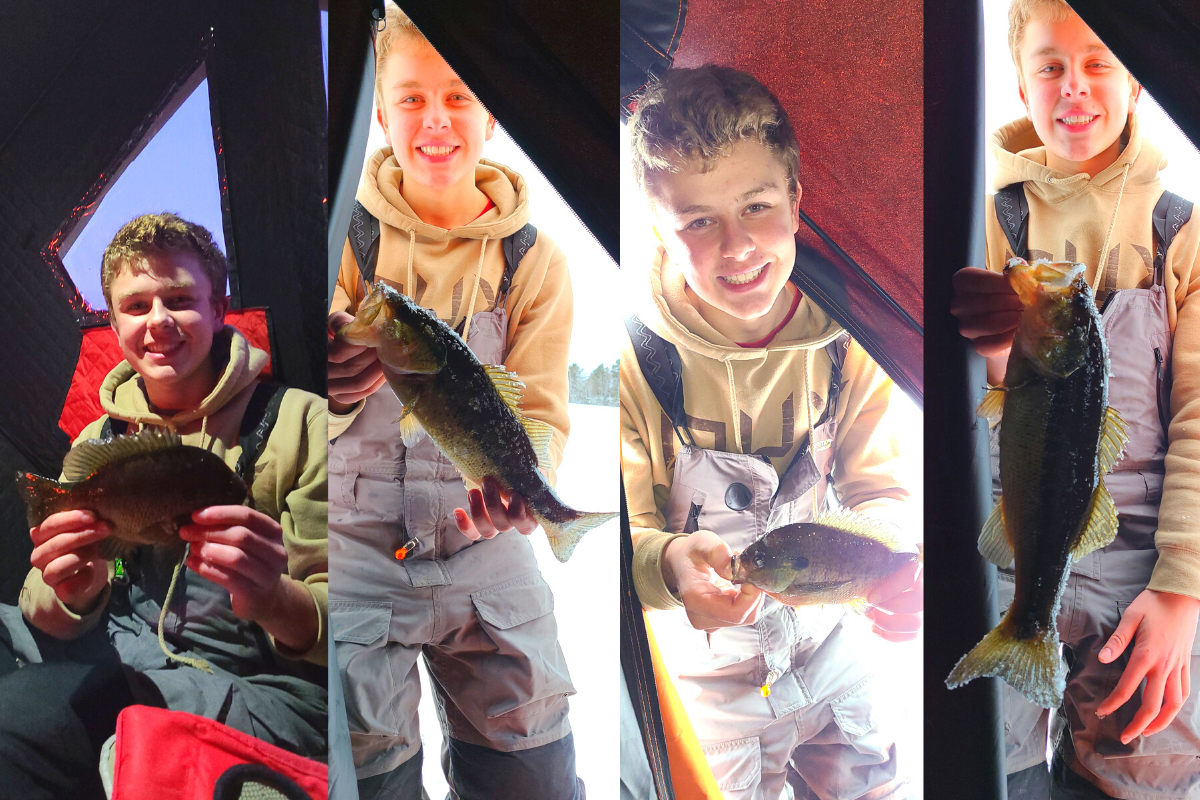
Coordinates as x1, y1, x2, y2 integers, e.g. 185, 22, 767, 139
422, 99, 451, 131
720, 218, 755, 261
147, 297, 175, 330
1062, 66, 1090, 99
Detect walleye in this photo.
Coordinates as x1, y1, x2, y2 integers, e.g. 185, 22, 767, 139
946, 259, 1127, 708
731, 508, 918, 610
17, 429, 248, 561
338, 282, 616, 562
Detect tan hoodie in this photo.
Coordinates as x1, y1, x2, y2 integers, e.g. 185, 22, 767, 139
985, 113, 1200, 598
330, 148, 573, 478
21, 328, 329, 665
622, 248, 911, 610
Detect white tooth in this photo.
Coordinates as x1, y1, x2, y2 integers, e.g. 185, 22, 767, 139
723, 266, 764, 285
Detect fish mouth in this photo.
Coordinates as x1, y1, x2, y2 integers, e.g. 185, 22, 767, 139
1005, 259, 1085, 304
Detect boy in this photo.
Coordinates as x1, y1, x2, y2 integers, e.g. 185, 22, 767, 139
952, 1, 1200, 796
0, 213, 328, 798
326, 6, 581, 799
622, 65, 922, 800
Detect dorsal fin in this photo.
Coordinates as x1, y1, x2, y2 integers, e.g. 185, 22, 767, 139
484, 364, 526, 414
813, 509, 910, 553
63, 428, 183, 483
520, 416, 554, 472
1098, 406, 1128, 476
976, 388, 1005, 420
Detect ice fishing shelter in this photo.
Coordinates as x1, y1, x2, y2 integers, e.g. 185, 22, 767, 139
619, 0, 923, 795
0, 2, 327, 603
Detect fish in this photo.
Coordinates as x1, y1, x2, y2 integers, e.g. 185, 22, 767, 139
16, 429, 248, 561
337, 282, 616, 562
730, 508, 919, 611
946, 259, 1127, 708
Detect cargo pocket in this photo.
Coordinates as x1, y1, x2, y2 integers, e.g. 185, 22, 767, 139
699, 735, 761, 798
469, 573, 575, 721
331, 600, 401, 736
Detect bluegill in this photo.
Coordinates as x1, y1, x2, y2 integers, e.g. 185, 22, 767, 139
338, 282, 615, 562
731, 509, 918, 610
17, 429, 247, 561
946, 259, 1127, 708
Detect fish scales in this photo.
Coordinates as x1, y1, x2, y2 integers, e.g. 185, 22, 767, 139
947, 259, 1125, 708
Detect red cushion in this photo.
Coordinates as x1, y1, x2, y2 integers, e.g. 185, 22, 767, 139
58, 307, 273, 440
111, 705, 327, 800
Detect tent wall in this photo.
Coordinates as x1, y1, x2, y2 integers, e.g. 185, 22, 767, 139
0, 1, 326, 603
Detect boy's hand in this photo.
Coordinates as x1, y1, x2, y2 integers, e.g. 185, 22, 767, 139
181, 506, 289, 622
328, 310, 386, 413
29, 509, 111, 614
865, 559, 924, 643
662, 531, 764, 632
951, 266, 1022, 357
454, 476, 538, 540
1096, 589, 1200, 743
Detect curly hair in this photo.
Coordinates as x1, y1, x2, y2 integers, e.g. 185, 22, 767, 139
101, 213, 227, 309
627, 65, 800, 203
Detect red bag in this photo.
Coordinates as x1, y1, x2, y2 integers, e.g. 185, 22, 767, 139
110, 705, 327, 800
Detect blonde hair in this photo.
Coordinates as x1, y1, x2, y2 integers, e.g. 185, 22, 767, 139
101, 213, 227, 309
628, 65, 800, 204
374, 4, 433, 109
1008, 0, 1073, 80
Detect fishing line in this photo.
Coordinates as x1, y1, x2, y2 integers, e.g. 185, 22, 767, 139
157, 543, 214, 674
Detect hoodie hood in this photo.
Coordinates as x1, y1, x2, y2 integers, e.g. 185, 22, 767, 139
100, 327, 269, 430
357, 147, 531, 242
991, 112, 1166, 199
640, 246, 843, 362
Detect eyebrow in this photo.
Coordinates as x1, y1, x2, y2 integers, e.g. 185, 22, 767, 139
673, 183, 778, 216
1030, 44, 1108, 58
115, 282, 196, 304
392, 79, 468, 91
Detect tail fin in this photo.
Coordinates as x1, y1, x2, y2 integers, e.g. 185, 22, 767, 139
945, 622, 1065, 708
14, 471, 67, 527
528, 492, 617, 562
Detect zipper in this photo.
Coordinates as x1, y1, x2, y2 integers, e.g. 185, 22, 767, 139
1155, 347, 1170, 436
683, 501, 702, 534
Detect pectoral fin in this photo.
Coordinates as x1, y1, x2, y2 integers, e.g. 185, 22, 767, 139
394, 402, 426, 447
1070, 480, 1118, 561
1098, 406, 1129, 476
521, 416, 554, 472
976, 388, 1005, 421
977, 500, 1014, 568
483, 365, 526, 414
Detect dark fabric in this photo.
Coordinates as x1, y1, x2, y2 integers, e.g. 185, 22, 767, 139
233, 381, 288, 484
357, 748, 424, 800
441, 734, 583, 800
995, 183, 1031, 260
0, 644, 140, 800
619, 0, 688, 113
1008, 763, 1052, 800
1153, 191, 1195, 281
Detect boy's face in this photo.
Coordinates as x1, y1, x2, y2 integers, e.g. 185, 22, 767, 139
1017, 11, 1139, 175
649, 140, 800, 326
108, 251, 227, 392
377, 43, 494, 192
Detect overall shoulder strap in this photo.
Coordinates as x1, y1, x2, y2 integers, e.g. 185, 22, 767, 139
994, 183, 1030, 261
348, 201, 381, 286
234, 382, 289, 485
1153, 190, 1195, 284
499, 224, 538, 303
624, 314, 694, 447
100, 417, 127, 439
822, 331, 852, 423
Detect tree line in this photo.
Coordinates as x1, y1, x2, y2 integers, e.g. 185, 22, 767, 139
568, 360, 618, 406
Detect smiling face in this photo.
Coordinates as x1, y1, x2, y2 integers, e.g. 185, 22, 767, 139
108, 250, 227, 404
376, 43, 494, 193
1017, 11, 1139, 176
648, 140, 800, 337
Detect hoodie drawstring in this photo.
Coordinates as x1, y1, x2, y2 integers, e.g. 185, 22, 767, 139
462, 235, 489, 343
405, 229, 416, 300
1093, 161, 1132, 301
803, 350, 819, 514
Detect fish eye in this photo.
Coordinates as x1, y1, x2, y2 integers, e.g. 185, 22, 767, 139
752, 550, 765, 568
790, 555, 809, 570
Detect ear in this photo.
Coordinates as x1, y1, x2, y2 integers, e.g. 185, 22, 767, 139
791, 186, 803, 235
376, 106, 392, 148
1131, 80, 1142, 109
1019, 81, 1031, 120
211, 294, 229, 327
485, 114, 496, 142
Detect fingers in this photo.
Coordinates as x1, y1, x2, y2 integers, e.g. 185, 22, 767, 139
970, 336, 1015, 361
685, 584, 763, 630
30, 510, 108, 547
1121, 665, 1168, 744
185, 540, 283, 589
1099, 652, 1151, 719
481, 478, 513, 533
866, 560, 923, 610
181, 507, 287, 582
30, 522, 110, 571
1099, 607, 1142, 664
454, 480, 537, 540
506, 492, 538, 536
1142, 668, 1186, 737
866, 606, 923, 642
39, 543, 103, 588
952, 266, 1018, 295
955, 311, 1022, 342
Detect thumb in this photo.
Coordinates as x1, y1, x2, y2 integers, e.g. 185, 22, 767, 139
1099, 606, 1142, 664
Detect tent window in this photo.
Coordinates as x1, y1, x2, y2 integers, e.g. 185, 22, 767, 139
53, 67, 228, 323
